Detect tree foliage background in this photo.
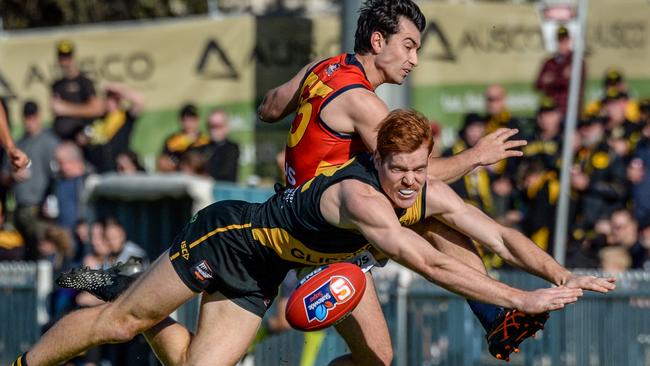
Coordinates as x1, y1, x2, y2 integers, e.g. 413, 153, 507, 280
0, 0, 209, 30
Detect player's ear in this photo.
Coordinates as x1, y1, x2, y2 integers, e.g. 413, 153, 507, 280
372, 150, 382, 170
370, 31, 384, 54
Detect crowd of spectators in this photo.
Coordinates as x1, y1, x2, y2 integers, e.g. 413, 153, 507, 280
0, 40, 241, 364
445, 26, 650, 274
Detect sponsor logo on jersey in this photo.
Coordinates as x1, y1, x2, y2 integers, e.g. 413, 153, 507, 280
326, 63, 340, 77
303, 275, 355, 323
192, 260, 214, 282
181, 241, 190, 260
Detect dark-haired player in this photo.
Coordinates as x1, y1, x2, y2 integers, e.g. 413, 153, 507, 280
259, 0, 531, 363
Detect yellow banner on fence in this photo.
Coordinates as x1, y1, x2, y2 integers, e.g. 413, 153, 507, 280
412, 0, 650, 85
0, 17, 256, 112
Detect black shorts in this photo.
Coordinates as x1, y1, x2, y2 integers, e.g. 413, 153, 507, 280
168, 201, 291, 317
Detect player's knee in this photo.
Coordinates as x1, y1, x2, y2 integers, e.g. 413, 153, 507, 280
100, 306, 157, 343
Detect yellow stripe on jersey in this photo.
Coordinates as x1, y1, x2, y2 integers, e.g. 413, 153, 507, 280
302, 157, 357, 193
170, 223, 252, 261
399, 189, 425, 226
252, 227, 371, 266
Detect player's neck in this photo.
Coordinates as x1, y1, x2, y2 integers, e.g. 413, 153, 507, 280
354, 53, 384, 90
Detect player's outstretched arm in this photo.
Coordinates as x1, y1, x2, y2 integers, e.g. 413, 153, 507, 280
258, 61, 317, 123
0, 103, 29, 172
428, 179, 616, 292
333, 180, 582, 314
429, 128, 527, 183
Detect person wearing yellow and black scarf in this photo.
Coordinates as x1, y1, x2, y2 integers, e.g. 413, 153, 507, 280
83, 84, 144, 172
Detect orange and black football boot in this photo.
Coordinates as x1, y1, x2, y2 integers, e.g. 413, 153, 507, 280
486, 309, 549, 362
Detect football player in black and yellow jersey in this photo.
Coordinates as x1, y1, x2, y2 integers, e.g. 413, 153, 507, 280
17, 109, 616, 366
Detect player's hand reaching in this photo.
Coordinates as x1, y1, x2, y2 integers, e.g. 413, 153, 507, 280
562, 274, 616, 293
473, 128, 527, 166
8, 147, 30, 173
517, 286, 583, 314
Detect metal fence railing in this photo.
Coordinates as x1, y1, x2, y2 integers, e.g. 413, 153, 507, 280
0, 261, 51, 365
2, 263, 650, 365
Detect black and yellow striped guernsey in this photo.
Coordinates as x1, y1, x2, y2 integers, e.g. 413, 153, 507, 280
248, 153, 427, 266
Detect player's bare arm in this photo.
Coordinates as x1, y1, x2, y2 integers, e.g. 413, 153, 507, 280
0, 103, 29, 172
320, 179, 582, 314
426, 179, 616, 293
322, 88, 390, 148
428, 128, 527, 183
258, 61, 317, 123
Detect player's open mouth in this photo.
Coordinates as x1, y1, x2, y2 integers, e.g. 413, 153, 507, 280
398, 189, 415, 198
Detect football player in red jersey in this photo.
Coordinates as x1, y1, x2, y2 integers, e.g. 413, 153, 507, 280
258, 0, 534, 364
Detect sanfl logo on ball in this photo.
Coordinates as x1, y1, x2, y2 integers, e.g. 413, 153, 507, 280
303, 276, 355, 323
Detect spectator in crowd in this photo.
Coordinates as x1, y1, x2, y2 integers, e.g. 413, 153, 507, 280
484, 84, 526, 136
444, 113, 494, 216
50, 40, 103, 141
103, 217, 147, 266
517, 158, 559, 255
628, 99, 650, 224
571, 116, 627, 242
535, 25, 586, 116
115, 149, 146, 174
521, 96, 563, 172
601, 88, 641, 159
46, 142, 90, 242
2, 101, 58, 259
598, 246, 632, 274
584, 67, 640, 123
607, 209, 645, 269
157, 103, 210, 172
101, 217, 151, 366
38, 224, 75, 319
194, 109, 240, 182
82, 83, 145, 173
178, 149, 209, 177
0, 202, 25, 261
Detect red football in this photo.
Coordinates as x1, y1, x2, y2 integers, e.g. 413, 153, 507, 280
285, 262, 367, 331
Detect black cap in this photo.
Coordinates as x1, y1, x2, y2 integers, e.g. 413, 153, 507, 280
56, 40, 74, 57
22, 100, 38, 117
179, 103, 198, 119
602, 87, 628, 103
538, 95, 557, 114
557, 25, 570, 40
604, 68, 623, 86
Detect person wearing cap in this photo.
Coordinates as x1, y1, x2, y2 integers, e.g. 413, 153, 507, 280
570, 115, 627, 244
584, 67, 640, 123
51, 40, 103, 141
157, 103, 210, 172
534, 25, 587, 116
601, 87, 642, 158
1, 101, 59, 260
520, 96, 564, 172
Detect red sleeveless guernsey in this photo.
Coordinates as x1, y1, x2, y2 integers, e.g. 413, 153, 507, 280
284, 53, 374, 187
